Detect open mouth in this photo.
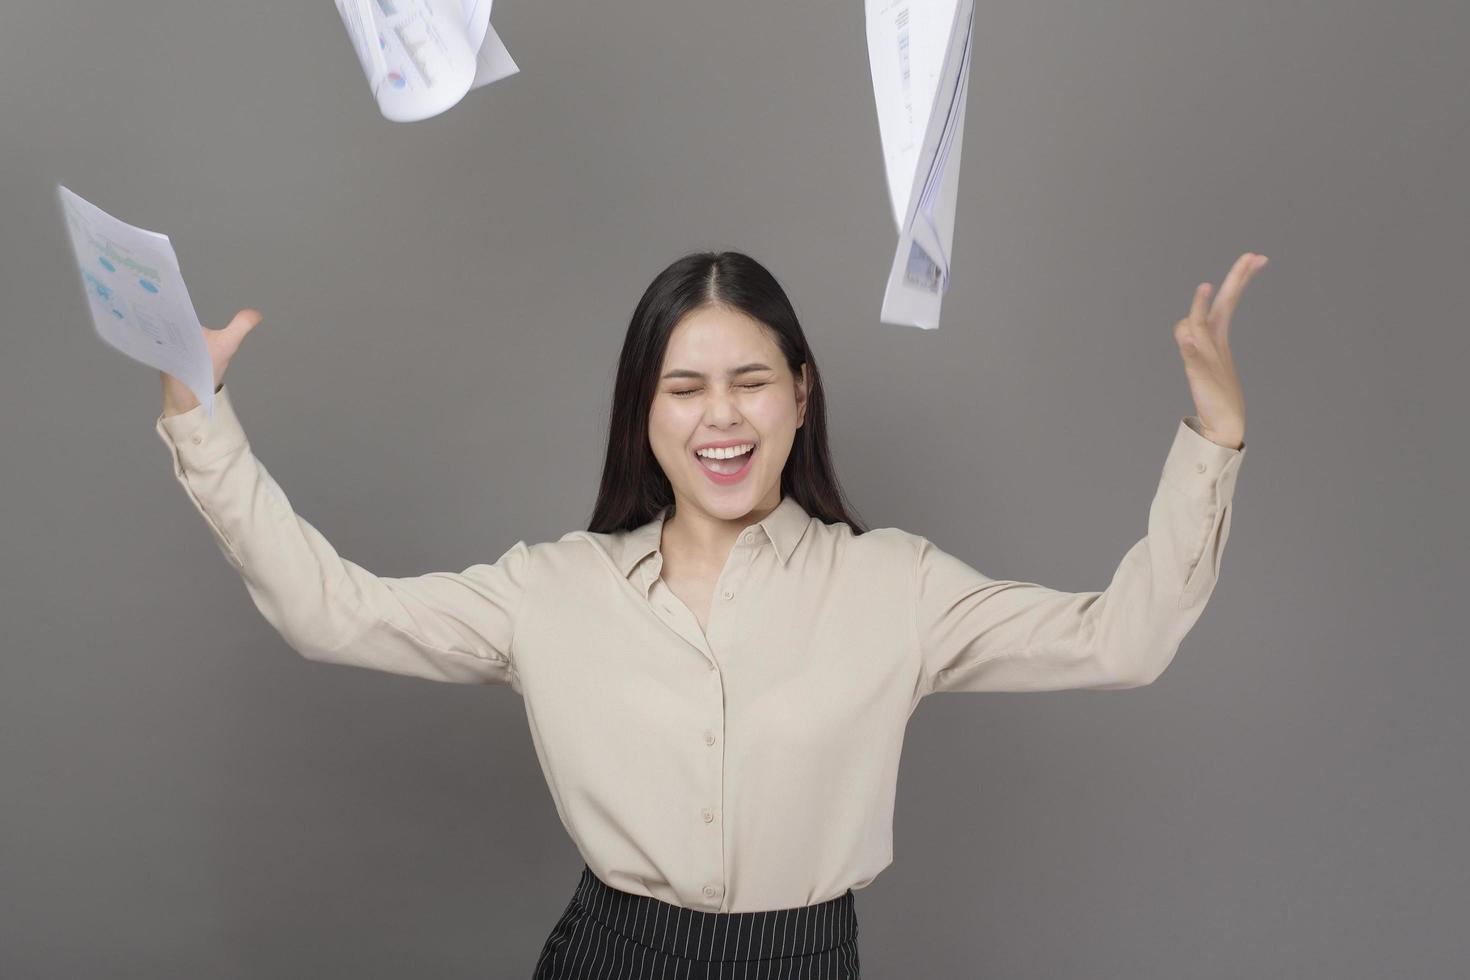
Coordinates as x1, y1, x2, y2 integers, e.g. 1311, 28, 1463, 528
694, 445, 757, 478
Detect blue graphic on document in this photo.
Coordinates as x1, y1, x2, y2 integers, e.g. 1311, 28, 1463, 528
82, 269, 128, 320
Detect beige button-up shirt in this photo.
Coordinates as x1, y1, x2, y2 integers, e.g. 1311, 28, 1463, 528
155, 384, 1245, 912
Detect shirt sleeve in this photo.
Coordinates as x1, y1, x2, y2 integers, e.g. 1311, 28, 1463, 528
914, 416, 1245, 695
154, 383, 529, 686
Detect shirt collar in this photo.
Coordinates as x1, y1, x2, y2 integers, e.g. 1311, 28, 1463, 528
615, 494, 811, 578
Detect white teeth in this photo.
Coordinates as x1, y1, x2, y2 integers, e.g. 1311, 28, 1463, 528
695, 444, 755, 459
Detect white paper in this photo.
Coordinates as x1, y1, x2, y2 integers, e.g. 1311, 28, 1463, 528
57, 185, 216, 418
866, 0, 974, 329
335, 0, 520, 122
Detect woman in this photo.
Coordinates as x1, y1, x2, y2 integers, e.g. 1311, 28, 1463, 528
155, 249, 1262, 977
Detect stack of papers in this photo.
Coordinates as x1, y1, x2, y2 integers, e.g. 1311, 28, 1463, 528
57, 185, 217, 417
335, 0, 518, 122
866, 0, 975, 329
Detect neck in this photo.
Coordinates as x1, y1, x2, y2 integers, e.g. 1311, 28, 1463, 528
662, 492, 780, 567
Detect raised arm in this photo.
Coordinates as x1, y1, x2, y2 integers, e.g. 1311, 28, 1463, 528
914, 415, 1245, 696
913, 252, 1266, 695
155, 382, 529, 685
153, 309, 530, 684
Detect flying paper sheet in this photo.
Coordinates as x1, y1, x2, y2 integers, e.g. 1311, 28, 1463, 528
56, 185, 217, 417
335, 0, 519, 122
866, 0, 975, 329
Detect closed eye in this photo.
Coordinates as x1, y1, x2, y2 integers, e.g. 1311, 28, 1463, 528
671, 383, 768, 397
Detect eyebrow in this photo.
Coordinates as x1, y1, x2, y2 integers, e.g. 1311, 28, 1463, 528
660, 363, 775, 381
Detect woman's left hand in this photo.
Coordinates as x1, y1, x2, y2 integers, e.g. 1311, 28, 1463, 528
1174, 251, 1267, 450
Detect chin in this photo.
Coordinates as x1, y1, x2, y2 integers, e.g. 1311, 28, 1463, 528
713, 486, 776, 512
683, 484, 756, 509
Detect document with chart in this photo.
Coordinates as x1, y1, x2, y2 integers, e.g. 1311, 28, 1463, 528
57, 186, 217, 417
335, 0, 519, 122
866, 0, 975, 329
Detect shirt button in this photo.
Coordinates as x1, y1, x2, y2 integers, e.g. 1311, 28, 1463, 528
708, 662, 716, 673
1194, 461, 1207, 474
703, 885, 718, 898
702, 807, 715, 822
191, 434, 202, 444
742, 532, 754, 543
704, 731, 716, 745
722, 589, 733, 600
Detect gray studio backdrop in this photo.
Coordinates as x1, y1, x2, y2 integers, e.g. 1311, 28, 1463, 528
2, 1, 1464, 976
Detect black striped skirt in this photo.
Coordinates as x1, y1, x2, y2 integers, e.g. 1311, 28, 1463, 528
532, 864, 861, 978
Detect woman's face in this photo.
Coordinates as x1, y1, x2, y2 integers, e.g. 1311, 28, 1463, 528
648, 304, 808, 523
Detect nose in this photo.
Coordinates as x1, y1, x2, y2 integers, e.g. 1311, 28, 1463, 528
702, 392, 744, 428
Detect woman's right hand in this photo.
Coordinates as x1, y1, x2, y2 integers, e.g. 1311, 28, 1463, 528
160, 308, 263, 416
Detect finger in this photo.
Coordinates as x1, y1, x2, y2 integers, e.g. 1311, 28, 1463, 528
1219, 253, 1268, 342
1189, 281, 1212, 325
1175, 319, 1198, 357
1208, 253, 1261, 328
1175, 316, 1213, 360
225, 308, 263, 338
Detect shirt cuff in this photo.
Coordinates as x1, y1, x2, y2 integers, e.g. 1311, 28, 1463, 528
1161, 415, 1246, 502
154, 383, 247, 474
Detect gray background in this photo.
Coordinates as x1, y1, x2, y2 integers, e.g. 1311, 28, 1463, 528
2, 0, 1464, 976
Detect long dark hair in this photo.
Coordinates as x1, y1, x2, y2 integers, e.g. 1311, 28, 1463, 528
585, 251, 868, 536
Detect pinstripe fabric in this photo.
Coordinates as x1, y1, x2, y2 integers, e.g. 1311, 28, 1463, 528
533, 865, 860, 979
